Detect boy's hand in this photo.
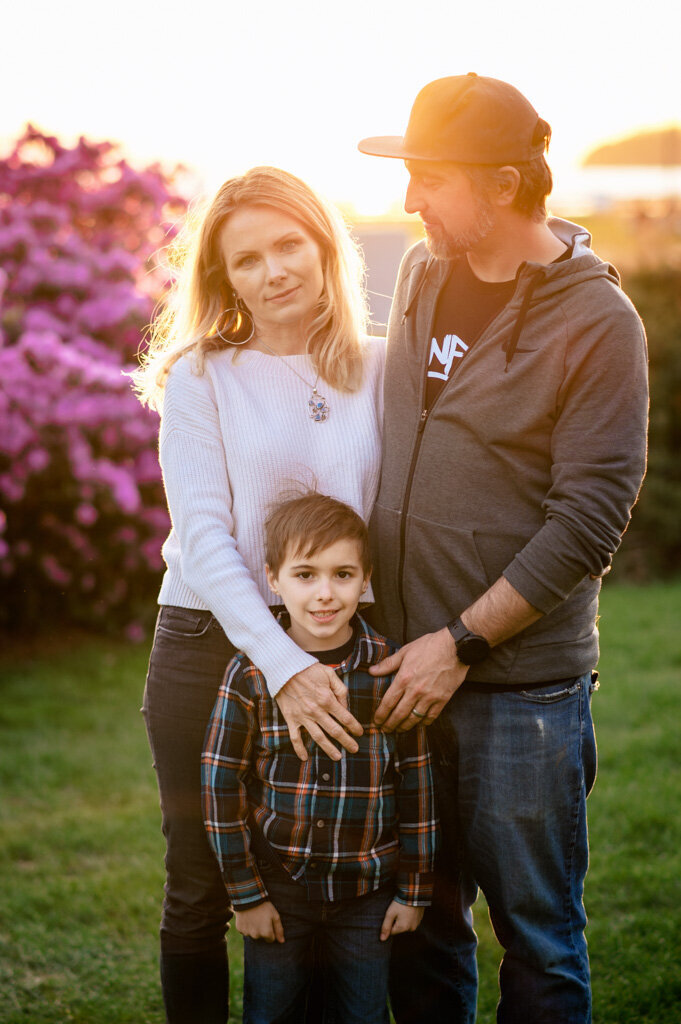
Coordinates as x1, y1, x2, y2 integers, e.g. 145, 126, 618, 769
380, 900, 424, 941
276, 663, 363, 762
235, 901, 285, 943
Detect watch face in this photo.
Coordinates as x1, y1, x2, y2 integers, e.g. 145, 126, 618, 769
458, 635, 490, 665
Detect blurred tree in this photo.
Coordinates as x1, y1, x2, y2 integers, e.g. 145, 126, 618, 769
615, 268, 681, 579
0, 126, 188, 635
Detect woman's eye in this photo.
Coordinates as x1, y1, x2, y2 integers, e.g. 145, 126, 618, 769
281, 239, 298, 252
238, 255, 257, 268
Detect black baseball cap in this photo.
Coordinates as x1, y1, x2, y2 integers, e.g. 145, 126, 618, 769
358, 73, 550, 165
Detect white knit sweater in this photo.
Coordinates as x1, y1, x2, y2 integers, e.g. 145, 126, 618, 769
157, 338, 385, 694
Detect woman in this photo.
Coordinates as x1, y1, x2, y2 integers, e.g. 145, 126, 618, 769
134, 166, 385, 1023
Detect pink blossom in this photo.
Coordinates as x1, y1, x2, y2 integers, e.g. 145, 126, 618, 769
41, 555, 72, 586
75, 503, 98, 526
0, 125, 188, 631
25, 447, 50, 472
125, 621, 146, 643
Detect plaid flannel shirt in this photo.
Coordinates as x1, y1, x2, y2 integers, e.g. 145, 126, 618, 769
202, 614, 438, 909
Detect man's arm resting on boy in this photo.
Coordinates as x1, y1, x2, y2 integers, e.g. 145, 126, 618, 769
372, 575, 541, 732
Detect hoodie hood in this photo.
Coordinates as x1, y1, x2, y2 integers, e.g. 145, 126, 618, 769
399, 217, 623, 371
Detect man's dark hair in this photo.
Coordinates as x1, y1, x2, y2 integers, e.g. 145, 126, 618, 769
462, 154, 553, 222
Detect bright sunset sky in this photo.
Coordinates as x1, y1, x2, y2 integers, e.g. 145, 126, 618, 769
4, 0, 679, 214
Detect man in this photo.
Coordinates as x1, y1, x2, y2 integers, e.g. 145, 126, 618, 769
358, 73, 648, 1023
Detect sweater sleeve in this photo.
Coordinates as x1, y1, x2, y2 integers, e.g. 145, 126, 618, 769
159, 357, 316, 693
503, 296, 649, 612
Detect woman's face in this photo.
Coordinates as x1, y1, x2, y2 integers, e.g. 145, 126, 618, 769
220, 204, 325, 336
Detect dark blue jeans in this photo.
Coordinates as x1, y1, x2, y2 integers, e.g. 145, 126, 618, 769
242, 868, 394, 1024
389, 672, 598, 1024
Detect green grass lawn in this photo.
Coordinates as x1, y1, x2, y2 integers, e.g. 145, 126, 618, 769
1, 582, 680, 1023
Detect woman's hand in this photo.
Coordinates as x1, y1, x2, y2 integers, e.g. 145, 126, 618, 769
275, 663, 363, 761
235, 902, 285, 943
380, 901, 425, 941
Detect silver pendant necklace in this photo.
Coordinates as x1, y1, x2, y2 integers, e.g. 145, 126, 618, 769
257, 341, 330, 422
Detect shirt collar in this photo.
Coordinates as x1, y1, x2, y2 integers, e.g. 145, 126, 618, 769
273, 610, 393, 674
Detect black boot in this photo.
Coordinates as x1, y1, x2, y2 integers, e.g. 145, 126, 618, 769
160, 947, 229, 1024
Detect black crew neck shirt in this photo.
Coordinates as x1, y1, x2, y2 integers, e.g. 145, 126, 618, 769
308, 626, 357, 667
425, 246, 572, 410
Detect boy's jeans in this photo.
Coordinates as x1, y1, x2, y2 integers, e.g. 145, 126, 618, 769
242, 868, 394, 1024
389, 672, 598, 1024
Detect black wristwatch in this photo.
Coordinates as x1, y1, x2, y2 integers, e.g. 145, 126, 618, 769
447, 617, 491, 665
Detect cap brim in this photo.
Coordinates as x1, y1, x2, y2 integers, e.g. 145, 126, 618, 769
357, 136, 413, 159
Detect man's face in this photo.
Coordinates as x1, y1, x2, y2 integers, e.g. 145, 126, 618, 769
404, 160, 496, 259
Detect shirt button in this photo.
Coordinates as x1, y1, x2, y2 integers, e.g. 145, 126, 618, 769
316, 819, 325, 828
309, 861, 317, 869
322, 773, 331, 782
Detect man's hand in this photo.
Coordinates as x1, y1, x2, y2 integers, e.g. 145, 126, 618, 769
276, 662, 363, 761
235, 901, 285, 943
370, 627, 466, 732
380, 900, 424, 941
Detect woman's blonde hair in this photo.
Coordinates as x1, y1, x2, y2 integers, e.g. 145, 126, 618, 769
133, 166, 369, 410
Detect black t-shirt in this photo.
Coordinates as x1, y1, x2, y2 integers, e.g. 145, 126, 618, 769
310, 627, 357, 667
425, 258, 516, 410
425, 247, 572, 410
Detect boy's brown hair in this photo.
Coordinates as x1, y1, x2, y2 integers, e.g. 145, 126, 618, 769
265, 493, 372, 577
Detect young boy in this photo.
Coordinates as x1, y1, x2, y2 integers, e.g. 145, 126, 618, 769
202, 493, 438, 1024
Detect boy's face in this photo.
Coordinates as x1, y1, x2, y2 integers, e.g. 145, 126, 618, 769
266, 538, 370, 652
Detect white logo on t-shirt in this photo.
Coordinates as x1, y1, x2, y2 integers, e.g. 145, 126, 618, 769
427, 334, 469, 381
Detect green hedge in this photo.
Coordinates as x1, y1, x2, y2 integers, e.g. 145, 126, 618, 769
615, 268, 681, 580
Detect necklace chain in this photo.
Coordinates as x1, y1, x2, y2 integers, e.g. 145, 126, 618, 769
256, 340, 330, 422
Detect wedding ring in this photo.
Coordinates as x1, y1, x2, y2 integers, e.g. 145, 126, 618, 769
411, 708, 427, 719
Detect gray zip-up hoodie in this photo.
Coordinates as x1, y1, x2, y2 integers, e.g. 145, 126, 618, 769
370, 219, 649, 684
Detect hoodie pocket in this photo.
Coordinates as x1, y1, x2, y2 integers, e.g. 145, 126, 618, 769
401, 514, 492, 636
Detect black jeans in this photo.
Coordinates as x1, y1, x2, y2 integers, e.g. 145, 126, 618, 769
143, 605, 236, 1024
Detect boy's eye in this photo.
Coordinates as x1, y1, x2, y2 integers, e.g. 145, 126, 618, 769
337, 571, 353, 580
296, 571, 313, 580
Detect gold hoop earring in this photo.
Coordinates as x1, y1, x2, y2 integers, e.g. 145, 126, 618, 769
215, 298, 255, 346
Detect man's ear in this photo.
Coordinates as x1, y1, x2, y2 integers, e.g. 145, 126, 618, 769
265, 564, 279, 594
494, 166, 521, 206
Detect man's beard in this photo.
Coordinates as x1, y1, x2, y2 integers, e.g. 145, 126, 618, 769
424, 195, 496, 260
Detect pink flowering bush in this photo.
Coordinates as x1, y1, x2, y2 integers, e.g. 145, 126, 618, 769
0, 127, 189, 635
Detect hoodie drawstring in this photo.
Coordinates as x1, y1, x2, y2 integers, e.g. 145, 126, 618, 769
502, 268, 546, 372
401, 256, 436, 323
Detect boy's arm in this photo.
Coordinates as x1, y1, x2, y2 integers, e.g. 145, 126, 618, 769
380, 901, 424, 941
393, 719, 438, 906
201, 657, 269, 909
235, 901, 285, 943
